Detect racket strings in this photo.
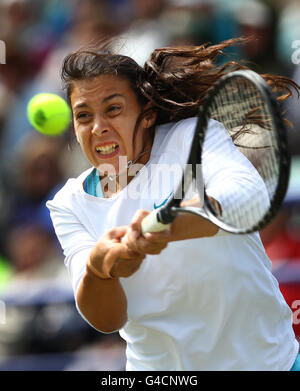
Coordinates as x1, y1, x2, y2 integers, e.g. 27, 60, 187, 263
205, 76, 279, 229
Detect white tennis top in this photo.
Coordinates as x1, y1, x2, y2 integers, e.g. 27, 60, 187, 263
47, 118, 298, 371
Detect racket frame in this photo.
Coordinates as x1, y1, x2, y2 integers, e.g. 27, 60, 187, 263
152, 70, 291, 234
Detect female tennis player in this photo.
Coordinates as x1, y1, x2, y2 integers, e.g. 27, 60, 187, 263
47, 38, 300, 371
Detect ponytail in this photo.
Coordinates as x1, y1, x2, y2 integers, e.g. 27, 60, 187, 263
140, 37, 299, 125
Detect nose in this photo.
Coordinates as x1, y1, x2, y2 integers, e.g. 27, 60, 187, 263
91, 114, 109, 136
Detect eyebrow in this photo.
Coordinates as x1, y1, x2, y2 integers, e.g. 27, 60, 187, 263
73, 93, 124, 110
103, 93, 124, 103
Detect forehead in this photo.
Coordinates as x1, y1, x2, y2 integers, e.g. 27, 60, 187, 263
70, 74, 135, 105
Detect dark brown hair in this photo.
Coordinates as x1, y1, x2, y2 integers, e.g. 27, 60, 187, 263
61, 37, 300, 128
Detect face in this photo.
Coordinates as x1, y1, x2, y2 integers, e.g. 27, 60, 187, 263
70, 75, 155, 175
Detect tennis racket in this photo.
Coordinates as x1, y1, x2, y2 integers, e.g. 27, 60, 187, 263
141, 69, 290, 235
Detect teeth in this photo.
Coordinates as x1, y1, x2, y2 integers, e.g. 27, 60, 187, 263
96, 144, 118, 155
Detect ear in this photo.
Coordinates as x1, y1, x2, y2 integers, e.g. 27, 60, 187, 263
142, 102, 157, 129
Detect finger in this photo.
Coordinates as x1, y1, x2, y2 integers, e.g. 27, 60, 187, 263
143, 231, 170, 243
124, 229, 141, 253
121, 229, 136, 246
125, 226, 169, 255
106, 226, 129, 241
180, 196, 202, 208
112, 243, 137, 259
133, 236, 168, 255
130, 210, 151, 232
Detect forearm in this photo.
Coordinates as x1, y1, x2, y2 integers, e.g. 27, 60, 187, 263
76, 266, 128, 333
169, 214, 218, 241
169, 197, 219, 241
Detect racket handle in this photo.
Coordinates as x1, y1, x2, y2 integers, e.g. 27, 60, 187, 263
141, 210, 170, 235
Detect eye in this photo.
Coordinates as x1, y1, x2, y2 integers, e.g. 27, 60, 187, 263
75, 112, 92, 123
106, 105, 122, 115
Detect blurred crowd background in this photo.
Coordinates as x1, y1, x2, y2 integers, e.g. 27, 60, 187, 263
0, 0, 299, 371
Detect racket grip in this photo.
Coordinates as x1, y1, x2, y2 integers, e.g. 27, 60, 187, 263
141, 210, 170, 235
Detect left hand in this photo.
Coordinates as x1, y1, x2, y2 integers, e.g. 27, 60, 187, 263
123, 210, 170, 255
87, 226, 146, 279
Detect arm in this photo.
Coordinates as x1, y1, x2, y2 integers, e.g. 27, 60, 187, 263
123, 198, 219, 257
76, 208, 216, 332
76, 227, 145, 333
169, 197, 219, 242
76, 266, 128, 333
46, 199, 144, 334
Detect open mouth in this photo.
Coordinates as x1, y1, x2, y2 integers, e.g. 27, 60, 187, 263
95, 143, 119, 158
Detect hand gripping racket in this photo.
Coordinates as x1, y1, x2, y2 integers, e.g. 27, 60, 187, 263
141, 70, 290, 235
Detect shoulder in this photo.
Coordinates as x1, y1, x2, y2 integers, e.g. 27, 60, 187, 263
155, 117, 225, 142
154, 117, 197, 153
154, 117, 224, 157
46, 167, 93, 212
157, 117, 197, 137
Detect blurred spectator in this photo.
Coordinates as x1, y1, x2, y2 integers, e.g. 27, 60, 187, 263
118, 0, 173, 66
0, 0, 299, 370
0, 222, 71, 358
64, 336, 126, 371
261, 207, 300, 341
0, 0, 73, 77
0, 218, 68, 307
161, 1, 217, 47
0, 82, 16, 147
0, 0, 120, 165
0, 221, 118, 365
0, 132, 66, 255
261, 208, 300, 265
234, 0, 279, 73
260, 155, 300, 340
6, 224, 62, 278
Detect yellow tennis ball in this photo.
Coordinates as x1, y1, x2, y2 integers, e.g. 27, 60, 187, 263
27, 93, 71, 136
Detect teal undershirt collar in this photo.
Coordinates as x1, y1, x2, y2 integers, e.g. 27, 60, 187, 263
84, 168, 103, 198
291, 354, 300, 371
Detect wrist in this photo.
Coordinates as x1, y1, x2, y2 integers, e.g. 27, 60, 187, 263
87, 247, 115, 279
86, 259, 113, 280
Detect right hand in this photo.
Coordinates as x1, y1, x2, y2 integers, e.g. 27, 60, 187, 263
122, 210, 170, 255
87, 226, 145, 279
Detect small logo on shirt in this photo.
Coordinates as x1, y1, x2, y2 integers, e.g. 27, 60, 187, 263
153, 192, 173, 209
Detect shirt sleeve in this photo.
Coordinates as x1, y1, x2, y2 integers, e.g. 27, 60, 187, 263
46, 199, 96, 298
201, 120, 270, 229
47, 198, 120, 333
179, 118, 270, 230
